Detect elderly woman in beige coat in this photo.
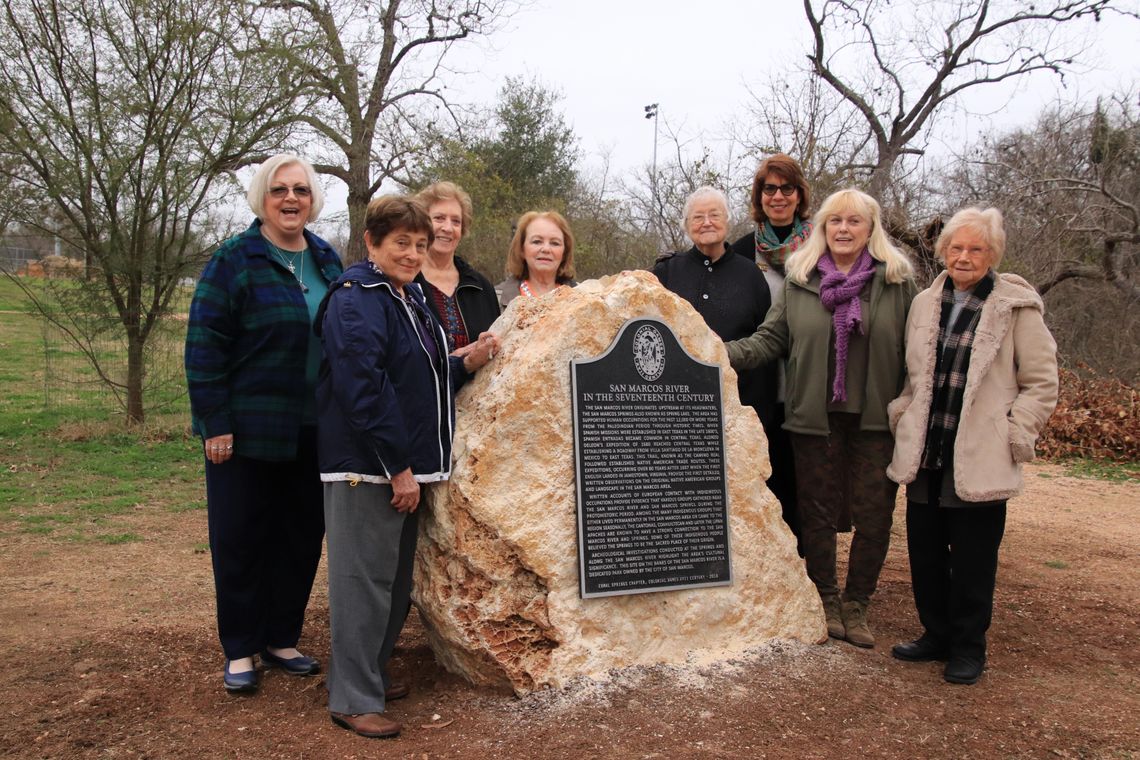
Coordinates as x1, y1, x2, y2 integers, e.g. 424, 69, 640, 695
886, 207, 1058, 686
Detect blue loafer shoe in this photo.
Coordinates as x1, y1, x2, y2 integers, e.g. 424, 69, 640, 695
223, 660, 259, 693
261, 649, 321, 676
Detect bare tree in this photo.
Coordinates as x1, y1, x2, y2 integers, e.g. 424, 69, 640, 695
0, 0, 294, 423
957, 96, 1138, 298
622, 123, 741, 254
802, 0, 1139, 257
568, 153, 660, 278
944, 95, 1139, 377
1033, 100, 1139, 300
736, 71, 873, 203
259, 0, 515, 263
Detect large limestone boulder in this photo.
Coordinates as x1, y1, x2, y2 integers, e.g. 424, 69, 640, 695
413, 270, 824, 694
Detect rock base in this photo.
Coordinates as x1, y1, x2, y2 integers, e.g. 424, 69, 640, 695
414, 271, 824, 694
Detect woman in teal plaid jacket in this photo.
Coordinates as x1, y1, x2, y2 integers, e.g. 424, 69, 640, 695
186, 154, 342, 694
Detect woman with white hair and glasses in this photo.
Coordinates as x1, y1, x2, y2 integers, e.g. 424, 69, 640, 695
653, 185, 775, 476
725, 188, 917, 650
186, 153, 343, 693
887, 207, 1057, 685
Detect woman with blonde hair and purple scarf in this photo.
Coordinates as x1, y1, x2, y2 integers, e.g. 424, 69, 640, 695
725, 188, 916, 649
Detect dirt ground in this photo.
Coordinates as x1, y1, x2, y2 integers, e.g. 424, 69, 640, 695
0, 463, 1136, 759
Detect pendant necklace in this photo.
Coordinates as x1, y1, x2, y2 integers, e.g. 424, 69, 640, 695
267, 241, 309, 293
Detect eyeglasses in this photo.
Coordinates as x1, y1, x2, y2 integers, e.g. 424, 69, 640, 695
268, 185, 312, 199
690, 211, 725, 224
946, 244, 989, 259
761, 183, 797, 197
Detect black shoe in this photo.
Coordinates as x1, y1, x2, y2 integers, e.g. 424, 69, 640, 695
223, 660, 259, 693
261, 649, 321, 676
891, 636, 950, 662
944, 655, 985, 685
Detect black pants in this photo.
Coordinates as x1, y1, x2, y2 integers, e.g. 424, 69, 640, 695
205, 426, 324, 660
765, 403, 802, 555
906, 470, 1006, 661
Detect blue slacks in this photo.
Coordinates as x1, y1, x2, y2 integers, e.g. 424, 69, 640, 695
204, 426, 324, 660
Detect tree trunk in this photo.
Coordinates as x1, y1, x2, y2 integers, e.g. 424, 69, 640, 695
343, 154, 374, 265
345, 192, 368, 265
866, 150, 896, 202
126, 332, 145, 425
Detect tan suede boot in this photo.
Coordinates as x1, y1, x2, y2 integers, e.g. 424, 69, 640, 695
842, 600, 875, 648
822, 595, 845, 640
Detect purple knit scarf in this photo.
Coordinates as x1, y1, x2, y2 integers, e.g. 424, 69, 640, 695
817, 249, 875, 402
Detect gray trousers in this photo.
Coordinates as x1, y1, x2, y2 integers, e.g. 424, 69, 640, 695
324, 480, 418, 715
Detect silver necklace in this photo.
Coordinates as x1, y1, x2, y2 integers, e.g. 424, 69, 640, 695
266, 241, 309, 293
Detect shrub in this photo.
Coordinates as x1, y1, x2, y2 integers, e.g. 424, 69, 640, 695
1038, 365, 1139, 462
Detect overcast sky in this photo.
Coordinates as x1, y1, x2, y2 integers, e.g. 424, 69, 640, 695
316, 0, 1139, 222
448, 0, 1138, 168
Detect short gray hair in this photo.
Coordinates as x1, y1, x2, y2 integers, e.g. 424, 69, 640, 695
681, 185, 730, 235
246, 153, 325, 222
935, 207, 1006, 268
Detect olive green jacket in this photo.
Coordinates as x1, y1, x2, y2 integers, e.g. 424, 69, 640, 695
725, 262, 917, 436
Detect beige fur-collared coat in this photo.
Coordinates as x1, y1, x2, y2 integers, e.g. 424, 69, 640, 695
886, 271, 1059, 503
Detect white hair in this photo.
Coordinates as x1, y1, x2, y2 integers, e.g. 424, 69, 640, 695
681, 186, 730, 240
936, 207, 1006, 268
246, 153, 324, 222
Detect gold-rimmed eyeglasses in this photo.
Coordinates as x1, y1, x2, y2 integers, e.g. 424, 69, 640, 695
268, 185, 312, 199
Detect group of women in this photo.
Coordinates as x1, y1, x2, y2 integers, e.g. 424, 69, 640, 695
659, 154, 1057, 687
186, 148, 1058, 740
186, 154, 579, 739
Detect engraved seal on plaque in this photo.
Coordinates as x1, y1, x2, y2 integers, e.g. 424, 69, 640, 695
632, 324, 665, 382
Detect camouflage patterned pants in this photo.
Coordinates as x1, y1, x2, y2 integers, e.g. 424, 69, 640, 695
791, 413, 898, 604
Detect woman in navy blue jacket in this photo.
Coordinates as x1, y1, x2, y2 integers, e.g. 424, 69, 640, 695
316, 195, 497, 740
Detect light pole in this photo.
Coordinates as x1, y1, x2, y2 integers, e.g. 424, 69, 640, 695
644, 103, 659, 219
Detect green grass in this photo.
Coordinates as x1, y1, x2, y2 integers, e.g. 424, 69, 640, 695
1059, 459, 1140, 482
0, 275, 39, 311
0, 286, 203, 543
1044, 560, 1069, 570
96, 532, 143, 545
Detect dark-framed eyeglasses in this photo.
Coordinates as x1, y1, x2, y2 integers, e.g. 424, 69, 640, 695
761, 183, 797, 197
268, 185, 312, 199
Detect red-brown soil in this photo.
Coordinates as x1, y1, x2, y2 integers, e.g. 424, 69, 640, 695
0, 464, 1136, 759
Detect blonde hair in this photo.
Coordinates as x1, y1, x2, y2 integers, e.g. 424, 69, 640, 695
936, 207, 1006, 268
246, 154, 324, 222
785, 188, 913, 285
506, 211, 576, 282
414, 181, 474, 240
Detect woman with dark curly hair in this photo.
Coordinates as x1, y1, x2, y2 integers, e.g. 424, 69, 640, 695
728, 153, 814, 552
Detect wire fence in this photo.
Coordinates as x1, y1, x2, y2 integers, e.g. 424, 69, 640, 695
0, 246, 39, 274
39, 314, 188, 417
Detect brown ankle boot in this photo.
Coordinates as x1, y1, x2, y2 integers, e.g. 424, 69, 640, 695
841, 600, 874, 648
822, 595, 845, 640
